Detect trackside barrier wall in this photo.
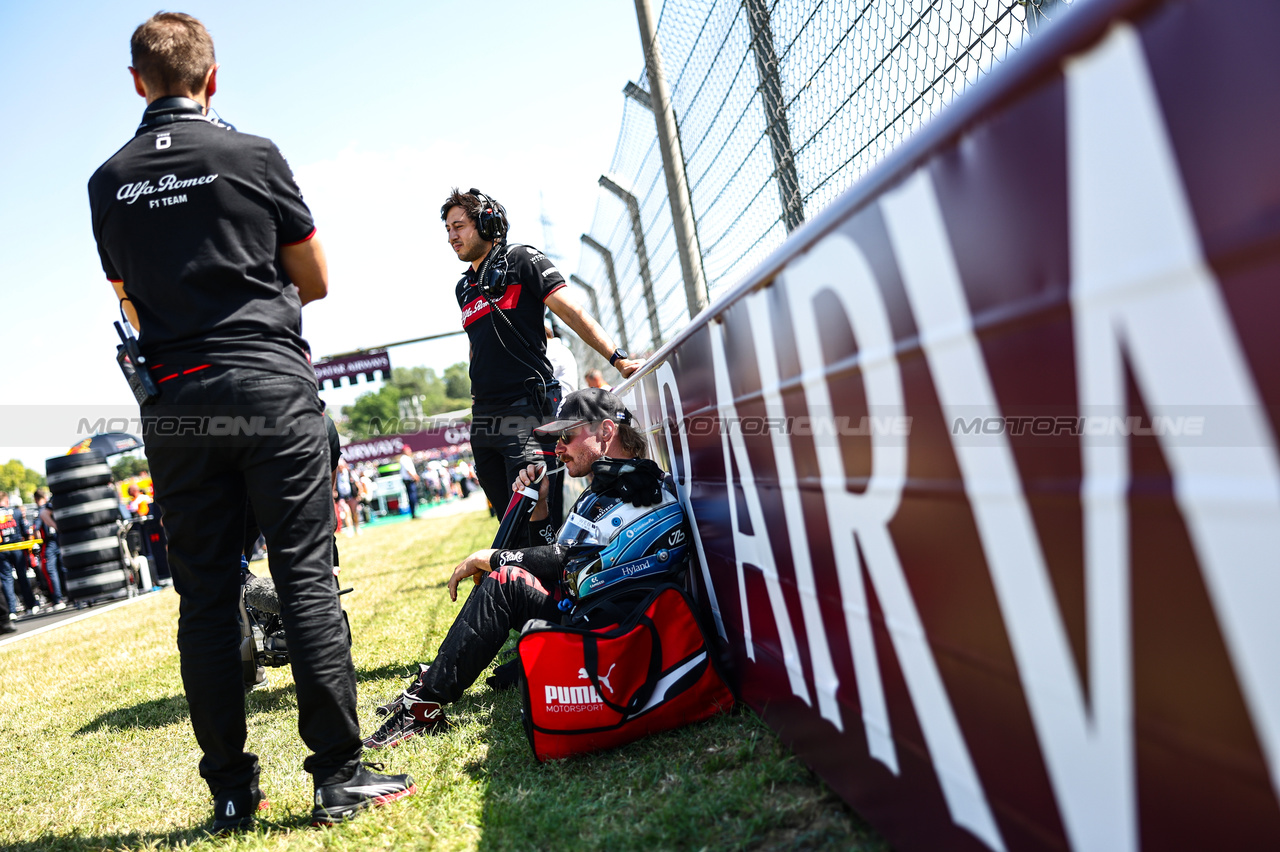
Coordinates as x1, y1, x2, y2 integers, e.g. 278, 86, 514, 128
612, 1, 1280, 849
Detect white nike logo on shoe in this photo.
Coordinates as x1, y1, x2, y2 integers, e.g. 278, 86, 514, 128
343, 784, 406, 797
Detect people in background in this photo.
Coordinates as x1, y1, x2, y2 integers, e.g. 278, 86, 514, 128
357, 467, 375, 523
126, 484, 153, 517
334, 458, 360, 536
0, 491, 37, 618
544, 313, 579, 396
399, 444, 421, 519
33, 489, 68, 610
583, 368, 610, 390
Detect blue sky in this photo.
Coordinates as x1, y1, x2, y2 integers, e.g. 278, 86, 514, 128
0, 0, 642, 474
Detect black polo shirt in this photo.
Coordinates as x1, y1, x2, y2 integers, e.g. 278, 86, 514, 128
456, 243, 567, 404
88, 98, 317, 383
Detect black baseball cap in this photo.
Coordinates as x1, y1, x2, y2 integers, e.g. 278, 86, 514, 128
536, 388, 633, 434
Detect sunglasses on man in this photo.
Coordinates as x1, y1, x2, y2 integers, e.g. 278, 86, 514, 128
555, 423, 592, 445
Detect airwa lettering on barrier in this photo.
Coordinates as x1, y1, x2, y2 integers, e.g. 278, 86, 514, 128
621, 4, 1280, 850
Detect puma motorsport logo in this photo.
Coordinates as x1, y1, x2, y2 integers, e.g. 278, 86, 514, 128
580, 663, 616, 694
544, 680, 605, 712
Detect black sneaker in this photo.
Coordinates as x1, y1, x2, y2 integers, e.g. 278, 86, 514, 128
211, 783, 267, 834
311, 762, 416, 826
363, 693, 449, 749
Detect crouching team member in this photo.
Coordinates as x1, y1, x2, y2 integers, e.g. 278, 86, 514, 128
363, 388, 689, 747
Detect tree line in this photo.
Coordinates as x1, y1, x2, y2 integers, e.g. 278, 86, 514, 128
340, 363, 471, 440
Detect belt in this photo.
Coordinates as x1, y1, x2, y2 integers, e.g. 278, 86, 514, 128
473, 385, 562, 411
474, 397, 536, 409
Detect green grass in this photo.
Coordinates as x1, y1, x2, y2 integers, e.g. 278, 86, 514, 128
0, 508, 886, 851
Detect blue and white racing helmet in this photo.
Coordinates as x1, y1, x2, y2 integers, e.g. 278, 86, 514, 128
560, 485, 690, 604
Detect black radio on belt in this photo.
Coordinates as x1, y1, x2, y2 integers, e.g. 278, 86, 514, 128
114, 321, 161, 405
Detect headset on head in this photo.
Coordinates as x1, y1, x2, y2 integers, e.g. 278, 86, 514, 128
470, 188, 511, 298
469, 188, 509, 243
461, 188, 554, 412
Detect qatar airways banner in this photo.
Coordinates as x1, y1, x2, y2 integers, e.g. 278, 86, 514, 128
313, 351, 392, 389
340, 424, 470, 464
618, 1, 1280, 850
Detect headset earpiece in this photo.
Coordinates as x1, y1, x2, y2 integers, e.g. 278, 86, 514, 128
469, 187, 508, 243
479, 247, 509, 299
470, 188, 510, 298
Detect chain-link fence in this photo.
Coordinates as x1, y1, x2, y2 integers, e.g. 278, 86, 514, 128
571, 0, 1072, 359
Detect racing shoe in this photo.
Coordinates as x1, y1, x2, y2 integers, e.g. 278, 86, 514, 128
211, 782, 267, 834
311, 762, 416, 826
363, 691, 449, 749
374, 663, 430, 717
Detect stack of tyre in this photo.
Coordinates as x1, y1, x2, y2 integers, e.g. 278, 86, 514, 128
45, 452, 131, 602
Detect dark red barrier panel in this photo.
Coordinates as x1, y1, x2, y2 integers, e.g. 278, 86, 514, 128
616, 1, 1280, 849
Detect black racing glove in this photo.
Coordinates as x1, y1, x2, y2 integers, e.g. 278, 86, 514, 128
590, 457, 665, 506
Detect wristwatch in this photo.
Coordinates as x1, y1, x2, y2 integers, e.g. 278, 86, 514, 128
609, 348, 628, 367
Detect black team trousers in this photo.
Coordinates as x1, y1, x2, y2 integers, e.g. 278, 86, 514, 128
470, 389, 563, 544
142, 366, 361, 794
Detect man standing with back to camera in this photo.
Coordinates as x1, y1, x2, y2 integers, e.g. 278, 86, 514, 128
87, 12, 413, 832
442, 189, 641, 541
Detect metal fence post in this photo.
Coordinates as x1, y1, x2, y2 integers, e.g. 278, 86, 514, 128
1024, 0, 1064, 33
599, 174, 663, 350
743, 0, 804, 233
623, 80, 651, 110
633, 0, 709, 320
580, 234, 630, 353
568, 274, 603, 323
566, 275, 608, 377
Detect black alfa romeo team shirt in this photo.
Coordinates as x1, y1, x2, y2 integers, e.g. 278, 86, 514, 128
456, 244, 567, 404
88, 105, 318, 383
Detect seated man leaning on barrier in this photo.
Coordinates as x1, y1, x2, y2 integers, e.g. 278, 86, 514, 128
364, 387, 689, 747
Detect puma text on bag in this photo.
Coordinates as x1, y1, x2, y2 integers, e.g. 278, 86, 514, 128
517, 584, 734, 761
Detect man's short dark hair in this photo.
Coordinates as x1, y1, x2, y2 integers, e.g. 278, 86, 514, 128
130, 12, 216, 96
440, 188, 483, 226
